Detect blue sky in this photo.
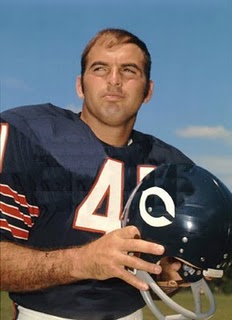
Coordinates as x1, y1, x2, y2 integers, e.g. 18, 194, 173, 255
1, 0, 232, 190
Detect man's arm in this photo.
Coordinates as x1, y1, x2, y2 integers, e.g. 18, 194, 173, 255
0, 241, 77, 292
0, 226, 164, 292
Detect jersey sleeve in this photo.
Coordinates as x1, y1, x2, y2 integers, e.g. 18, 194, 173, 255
0, 118, 40, 243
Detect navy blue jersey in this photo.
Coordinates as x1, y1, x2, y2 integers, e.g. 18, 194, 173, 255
0, 104, 193, 319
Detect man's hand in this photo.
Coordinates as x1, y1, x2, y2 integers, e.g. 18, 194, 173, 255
159, 257, 182, 282
74, 226, 164, 291
156, 257, 190, 296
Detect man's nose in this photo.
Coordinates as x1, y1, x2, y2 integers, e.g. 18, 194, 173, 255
107, 68, 122, 87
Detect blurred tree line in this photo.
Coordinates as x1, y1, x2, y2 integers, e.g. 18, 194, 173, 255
210, 267, 232, 294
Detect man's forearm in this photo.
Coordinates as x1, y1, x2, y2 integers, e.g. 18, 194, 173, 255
0, 241, 82, 292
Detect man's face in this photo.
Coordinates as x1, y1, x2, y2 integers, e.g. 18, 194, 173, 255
77, 42, 153, 128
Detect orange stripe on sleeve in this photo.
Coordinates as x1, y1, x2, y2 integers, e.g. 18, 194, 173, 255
0, 218, 29, 240
0, 184, 40, 217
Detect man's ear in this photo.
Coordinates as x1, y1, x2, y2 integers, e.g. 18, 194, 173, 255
76, 76, 84, 99
143, 80, 154, 104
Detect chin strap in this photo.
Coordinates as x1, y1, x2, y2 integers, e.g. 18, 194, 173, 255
137, 270, 216, 320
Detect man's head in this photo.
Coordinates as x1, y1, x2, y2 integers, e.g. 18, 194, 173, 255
77, 28, 154, 145
80, 28, 152, 98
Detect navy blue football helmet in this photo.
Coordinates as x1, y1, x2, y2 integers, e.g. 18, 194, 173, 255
122, 163, 232, 320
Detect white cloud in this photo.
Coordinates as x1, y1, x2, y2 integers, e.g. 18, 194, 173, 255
191, 155, 232, 191
176, 125, 232, 189
1, 77, 32, 91
176, 125, 232, 146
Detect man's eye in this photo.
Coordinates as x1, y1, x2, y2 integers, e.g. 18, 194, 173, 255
93, 66, 105, 72
124, 68, 135, 74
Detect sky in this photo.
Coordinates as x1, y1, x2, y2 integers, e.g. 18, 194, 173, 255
1, 0, 232, 190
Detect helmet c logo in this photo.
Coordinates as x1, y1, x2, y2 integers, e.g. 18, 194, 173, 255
139, 187, 175, 227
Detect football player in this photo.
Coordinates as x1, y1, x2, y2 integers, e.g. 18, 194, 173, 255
0, 28, 193, 320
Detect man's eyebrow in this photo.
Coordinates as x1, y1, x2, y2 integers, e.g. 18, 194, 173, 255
121, 63, 140, 69
121, 63, 142, 72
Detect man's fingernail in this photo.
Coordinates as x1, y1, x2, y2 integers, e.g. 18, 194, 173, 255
140, 283, 149, 291
156, 245, 165, 254
154, 265, 162, 274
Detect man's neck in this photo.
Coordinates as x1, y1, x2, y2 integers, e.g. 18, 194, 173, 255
80, 113, 133, 147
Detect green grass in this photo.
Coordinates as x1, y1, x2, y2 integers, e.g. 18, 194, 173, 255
1, 291, 14, 320
144, 291, 232, 320
1, 291, 232, 319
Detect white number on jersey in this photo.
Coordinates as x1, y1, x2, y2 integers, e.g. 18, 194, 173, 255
0, 123, 9, 173
73, 158, 155, 233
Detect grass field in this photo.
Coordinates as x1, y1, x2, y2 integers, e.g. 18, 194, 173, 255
1, 291, 231, 319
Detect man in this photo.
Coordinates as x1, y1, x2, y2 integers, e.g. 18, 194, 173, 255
0, 28, 193, 320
